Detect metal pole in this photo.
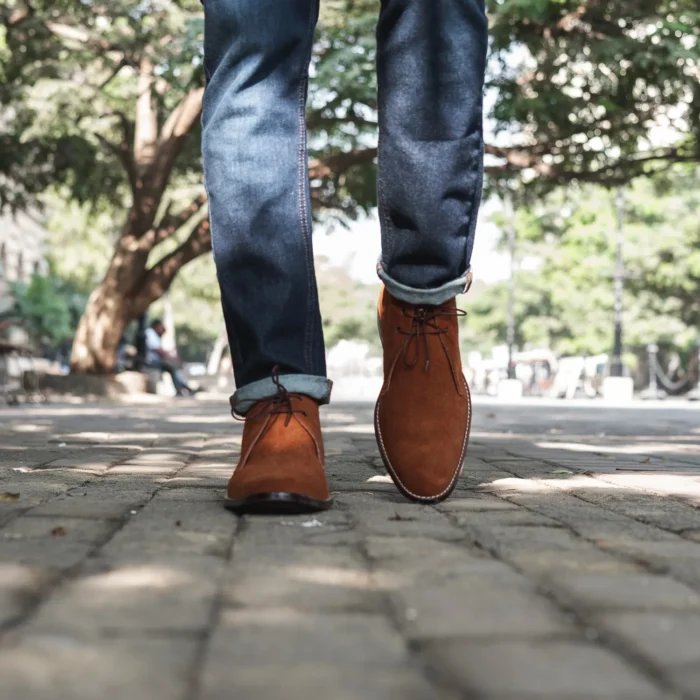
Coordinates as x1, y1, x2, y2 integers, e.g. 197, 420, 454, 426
506, 195, 516, 379
610, 185, 625, 377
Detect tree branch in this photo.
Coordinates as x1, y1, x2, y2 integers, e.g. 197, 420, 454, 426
135, 217, 212, 313
94, 130, 138, 194
45, 21, 122, 55
309, 147, 378, 180
143, 192, 209, 248
143, 87, 205, 196
485, 144, 551, 171
134, 56, 158, 171
484, 143, 699, 183
159, 87, 205, 143
5, 5, 34, 27
98, 58, 128, 90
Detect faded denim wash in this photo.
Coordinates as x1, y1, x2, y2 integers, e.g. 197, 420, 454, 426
202, 0, 488, 410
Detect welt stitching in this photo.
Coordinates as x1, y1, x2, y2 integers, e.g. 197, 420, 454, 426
297, 0, 318, 372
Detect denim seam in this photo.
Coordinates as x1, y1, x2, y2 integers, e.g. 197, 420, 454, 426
308, 0, 322, 371
375, 22, 393, 277
376, 128, 393, 277
464, 121, 485, 275
297, 0, 318, 373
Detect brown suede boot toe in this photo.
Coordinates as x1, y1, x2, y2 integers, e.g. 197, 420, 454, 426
225, 383, 332, 515
375, 288, 472, 503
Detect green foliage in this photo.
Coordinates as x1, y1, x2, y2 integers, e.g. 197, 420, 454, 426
3, 0, 699, 365
44, 193, 116, 292
4, 0, 700, 212
149, 253, 223, 361
316, 257, 382, 351
9, 273, 85, 346
487, 0, 700, 188
1, 0, 381, 218
309, 0, 379, 217
174, 322, 219, 363
0, 0, 205, 212
626, 167, 700, 330
465, 166, 700, 357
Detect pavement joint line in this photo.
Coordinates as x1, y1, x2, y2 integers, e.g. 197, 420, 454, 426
354, 526, 460, 698
554, 480, 700, 540
2, 399, 700, 698
444, 508, 680, 698
184, 512, 239, 700
479, 462, 700, 590
494, 495, 692, 583
585, 471, 700, 510
0, 456, 200, 645
351, 496, 500, 700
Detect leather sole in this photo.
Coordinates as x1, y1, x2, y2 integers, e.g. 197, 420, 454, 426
224, 492, 333, 515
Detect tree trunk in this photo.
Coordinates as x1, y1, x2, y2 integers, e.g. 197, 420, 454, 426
70, 205, 212, 374
69, 235, 146, 373
67, 67, 209, 374
70, 281, 129, 374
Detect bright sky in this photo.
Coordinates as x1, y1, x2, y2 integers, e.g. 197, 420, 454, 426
313, 199, 509, 285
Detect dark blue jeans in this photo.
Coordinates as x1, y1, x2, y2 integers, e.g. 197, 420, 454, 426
202, 0, 487, 409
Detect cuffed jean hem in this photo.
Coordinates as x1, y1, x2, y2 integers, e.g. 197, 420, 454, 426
377, 261, 474, 306
230, 374, 333, 416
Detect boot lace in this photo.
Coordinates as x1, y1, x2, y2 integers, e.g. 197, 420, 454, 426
384, 306, 467, 395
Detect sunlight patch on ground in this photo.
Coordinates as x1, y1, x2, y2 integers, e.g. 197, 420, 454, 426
471, 431, 542, 440
166, 414, 232, 423
367, 475, 392, 484
535, 440, 700, 456
84, 566, 191, 590
8, 424, 50, 433
109, 465, 177, 475
483, 473, 700, 497
589, 473, 700, 495
483, 477, 557, 493
290, 566, 393, 590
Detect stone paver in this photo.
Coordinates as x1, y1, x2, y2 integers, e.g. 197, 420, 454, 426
0, 396, 699, 699
421, 639, 663, 699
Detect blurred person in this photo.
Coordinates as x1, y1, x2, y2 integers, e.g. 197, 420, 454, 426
116, 334, 129, 373
202, 0, 488, 514
145, 320, 199, 397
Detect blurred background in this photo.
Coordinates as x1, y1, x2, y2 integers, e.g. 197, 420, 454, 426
1, 0, 699, 404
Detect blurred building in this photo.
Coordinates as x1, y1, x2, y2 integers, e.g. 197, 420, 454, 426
0, 211, 48, 313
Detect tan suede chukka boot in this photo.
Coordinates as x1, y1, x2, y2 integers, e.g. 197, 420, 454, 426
225, 374, 332, 515
375, 288, 472, 503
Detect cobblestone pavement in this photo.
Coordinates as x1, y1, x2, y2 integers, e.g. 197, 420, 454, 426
1, 396, 700, 700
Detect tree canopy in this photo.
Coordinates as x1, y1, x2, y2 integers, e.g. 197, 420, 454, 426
463, 166, 700, 361
1, 0, 699, 369
487, 0, 700, 188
